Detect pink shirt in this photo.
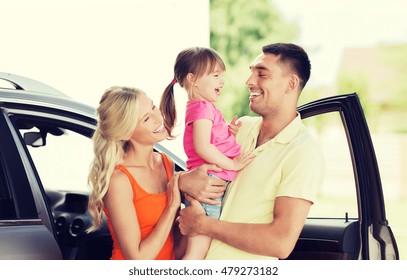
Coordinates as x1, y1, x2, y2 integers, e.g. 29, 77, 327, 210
184, 100, 241, 181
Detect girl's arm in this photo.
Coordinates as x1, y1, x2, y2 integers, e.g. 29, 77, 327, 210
104, 172, 180, 260
193, 119, 254, 171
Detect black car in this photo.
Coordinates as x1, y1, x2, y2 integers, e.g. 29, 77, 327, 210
0, 72, 399, 260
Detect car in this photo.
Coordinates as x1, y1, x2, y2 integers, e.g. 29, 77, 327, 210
0, 71, 399, 260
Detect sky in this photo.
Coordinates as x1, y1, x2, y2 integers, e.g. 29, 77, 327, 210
273, 0, 407, 86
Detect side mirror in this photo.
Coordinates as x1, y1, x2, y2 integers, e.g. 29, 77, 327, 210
24, 131, 46, 147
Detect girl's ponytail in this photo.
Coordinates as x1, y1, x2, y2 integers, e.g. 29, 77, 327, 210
160, 80, 177, 139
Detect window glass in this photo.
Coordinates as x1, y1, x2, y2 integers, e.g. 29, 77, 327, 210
0, 160, 17, 219
303, 112, 358, 219
19, 125, 93, 194
0, 79, 16, 89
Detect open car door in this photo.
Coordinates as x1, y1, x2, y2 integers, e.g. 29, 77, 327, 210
287, 93, 399, 260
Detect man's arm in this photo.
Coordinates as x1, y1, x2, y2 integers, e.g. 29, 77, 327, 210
179, 195, 311, 259
178, 164, 226, 205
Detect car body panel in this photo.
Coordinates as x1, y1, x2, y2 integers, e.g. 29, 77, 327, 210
0, 223, 62, 260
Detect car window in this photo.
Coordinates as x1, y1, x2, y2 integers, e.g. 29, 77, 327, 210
0, 159, 17, 219
25, 128, 93, 193
0, 79, 15, 89
303, 111, 358, 219
14, 117, 94, 194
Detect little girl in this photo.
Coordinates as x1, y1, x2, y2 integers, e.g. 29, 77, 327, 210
160, 47, 254, 259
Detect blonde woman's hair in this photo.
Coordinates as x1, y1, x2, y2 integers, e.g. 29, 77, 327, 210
87, 86, 143, 232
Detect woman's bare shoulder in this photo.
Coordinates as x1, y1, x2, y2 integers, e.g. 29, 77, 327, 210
107, 168, 132, 197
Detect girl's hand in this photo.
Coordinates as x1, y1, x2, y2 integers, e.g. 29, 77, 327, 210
233, 151, 256, 171
228, 115, 242, 136
166, 173, 181, 209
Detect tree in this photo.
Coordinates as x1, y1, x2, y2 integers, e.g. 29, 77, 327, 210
210, 0, 298, 119
336, 44, 407, 133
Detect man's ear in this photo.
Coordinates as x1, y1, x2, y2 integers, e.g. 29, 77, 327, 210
288, 74, 300, 91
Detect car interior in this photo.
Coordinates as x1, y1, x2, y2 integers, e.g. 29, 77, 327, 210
11, 114, 113, 259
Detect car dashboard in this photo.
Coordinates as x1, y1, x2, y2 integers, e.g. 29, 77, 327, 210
46, 190, 112, 260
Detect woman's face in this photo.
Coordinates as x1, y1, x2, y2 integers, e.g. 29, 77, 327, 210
130, 93, 168, 145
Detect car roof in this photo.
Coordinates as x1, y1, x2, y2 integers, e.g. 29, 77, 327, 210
0, 72, 96, 119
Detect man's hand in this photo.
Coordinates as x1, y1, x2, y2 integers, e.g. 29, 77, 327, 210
178, 164, 226, 205
178, 194, 207, 237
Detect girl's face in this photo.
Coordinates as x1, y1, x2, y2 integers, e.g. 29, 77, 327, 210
130, 93, 168, 145
190, 64, 225, 102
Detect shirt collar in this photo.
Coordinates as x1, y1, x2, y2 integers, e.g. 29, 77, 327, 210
256, 113, 303, 147
273, 113, 303, 144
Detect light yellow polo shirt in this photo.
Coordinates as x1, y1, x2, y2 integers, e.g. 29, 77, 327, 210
205, 114, 325, 260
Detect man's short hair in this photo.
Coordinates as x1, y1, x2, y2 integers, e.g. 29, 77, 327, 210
262, 43, 311, 90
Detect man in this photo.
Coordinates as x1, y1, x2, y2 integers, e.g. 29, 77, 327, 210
178, 43, 325, 260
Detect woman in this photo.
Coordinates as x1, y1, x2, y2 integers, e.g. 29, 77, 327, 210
87, 86, 180, 260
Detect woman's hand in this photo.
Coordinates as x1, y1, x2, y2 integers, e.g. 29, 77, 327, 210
166, 173, 181, 209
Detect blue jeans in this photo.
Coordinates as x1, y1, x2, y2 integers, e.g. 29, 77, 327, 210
184, 173, 230, 220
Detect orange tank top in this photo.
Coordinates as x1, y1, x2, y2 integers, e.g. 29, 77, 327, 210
104, 153, 175, 260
